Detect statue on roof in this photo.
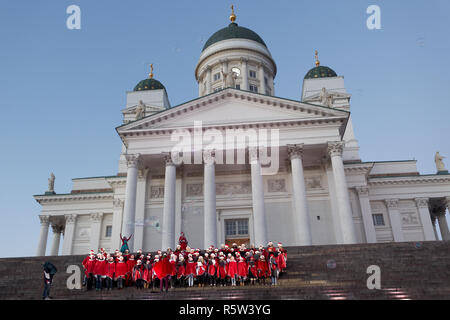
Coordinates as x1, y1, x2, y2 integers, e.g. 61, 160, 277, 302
221, 68, 237, 88
135, 100, 145, 120
435, 152, 447, 172
48, 173, 55, 193
319, 87, 333, 107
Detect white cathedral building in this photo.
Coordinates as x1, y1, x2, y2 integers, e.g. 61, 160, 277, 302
34, 10, 450, 256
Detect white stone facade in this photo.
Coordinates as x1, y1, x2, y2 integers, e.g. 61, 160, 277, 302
34, 18, 450, 257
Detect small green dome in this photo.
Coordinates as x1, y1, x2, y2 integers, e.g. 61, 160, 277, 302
133, 78, 165, 91
202, 22, 267, 52
304, 66, 337, 79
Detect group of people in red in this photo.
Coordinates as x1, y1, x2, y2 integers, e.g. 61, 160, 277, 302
82, 232, 287, 293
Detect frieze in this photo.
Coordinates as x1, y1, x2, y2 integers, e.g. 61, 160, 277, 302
268, 179, 286, 193
150, 186, 165, 199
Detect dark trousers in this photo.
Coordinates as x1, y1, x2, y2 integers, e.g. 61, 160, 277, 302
43, 282, 51, 299
105, 277, 113, 290
117, 277, 124, 289
95, 275, 103, 290
160, 276, 169, 292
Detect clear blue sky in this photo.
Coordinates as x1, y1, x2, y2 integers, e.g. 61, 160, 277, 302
0, 1, 449, 258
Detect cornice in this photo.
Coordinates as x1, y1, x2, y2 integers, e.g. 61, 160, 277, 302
34, 192, 114, 204
368, 174, 450, 186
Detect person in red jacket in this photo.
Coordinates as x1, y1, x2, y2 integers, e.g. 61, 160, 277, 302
207, 253, 217, 286
227, 256, 238, 286
237, 256, 248, 286
277, 243, 287, 273
143, 259, 152, 289
169, 254, 177, 289
178, 232, 188, 251
185, 255, 196, 287
217, 255, 227, 286
115, 255, 128, 289
93, 253, 107, 291
126, 255, 136, 287
82, 253, 96, 291
257, 255, 268, 285
105, 256, 116, 292
176, 255, 186, 287
248, 257, 257, 285
153, 254, 172, 292
133, 260, 145, 289
196, 256, 207, 287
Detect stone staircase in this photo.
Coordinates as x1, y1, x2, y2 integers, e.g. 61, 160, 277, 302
1, 241, 449, 300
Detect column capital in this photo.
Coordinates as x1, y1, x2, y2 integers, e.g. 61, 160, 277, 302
138, 167, 150, 181
385, 198, 399, 209
163, 153, 176, 166
287, 144, 304, 160
355, 186, 370, 197
415, 197, 429, 208
203, 149, 216, 165
51, 223, 64, 234
90, 212, 103, 222
446, 196, 450, 208
39, 215, 50, 226
125, 153, 140, 168
240, 57, 249, 64
113, 198, 124, 208
327, 141, 345, 157
64, 214, 77, 224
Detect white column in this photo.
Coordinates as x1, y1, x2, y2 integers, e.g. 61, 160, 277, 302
203, 150, 217, 248
50, 224, 63, 256
287, 144, 312, 245
327, 142, 357, 244
443, 197, 450, 241
258, 62, 266, 94
240, 57, 249, 91
111, 198, 124, 250
134, 168, 149, 251
415, 198, 436, 241
162, 154, 177, 250
356, 187, 377, 243
122, 153, 140, 252
431, 215, 440, 240
437, 201, 450, 241
62, 214, 77, 255
36, 215, 50, 256
385, 199, 404, 242
250, 148, 268, 247
206, 66, 212, 95
89, 212, 103, 252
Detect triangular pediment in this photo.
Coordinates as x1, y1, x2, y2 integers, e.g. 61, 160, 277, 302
117, 88, 349, 133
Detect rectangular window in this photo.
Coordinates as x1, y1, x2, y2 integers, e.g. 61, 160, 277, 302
225, 220, 237, 236
249, 85, 258, 93
372, 214, 385, 226
225, 219, 249, 237
249, 70, 257, 78
105, 225, 112, 238
213, 87, 222, 92
213, 72, 221, 81
235, 84, 240, 90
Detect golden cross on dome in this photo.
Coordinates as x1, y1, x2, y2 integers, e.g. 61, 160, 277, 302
149, 64, 154, 79
315, 50, 320, 67
230, 5, 236, 23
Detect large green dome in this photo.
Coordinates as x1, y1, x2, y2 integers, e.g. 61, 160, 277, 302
304, 66, 337, 79
133, 78, 165, 91
202, 22, 267, 52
